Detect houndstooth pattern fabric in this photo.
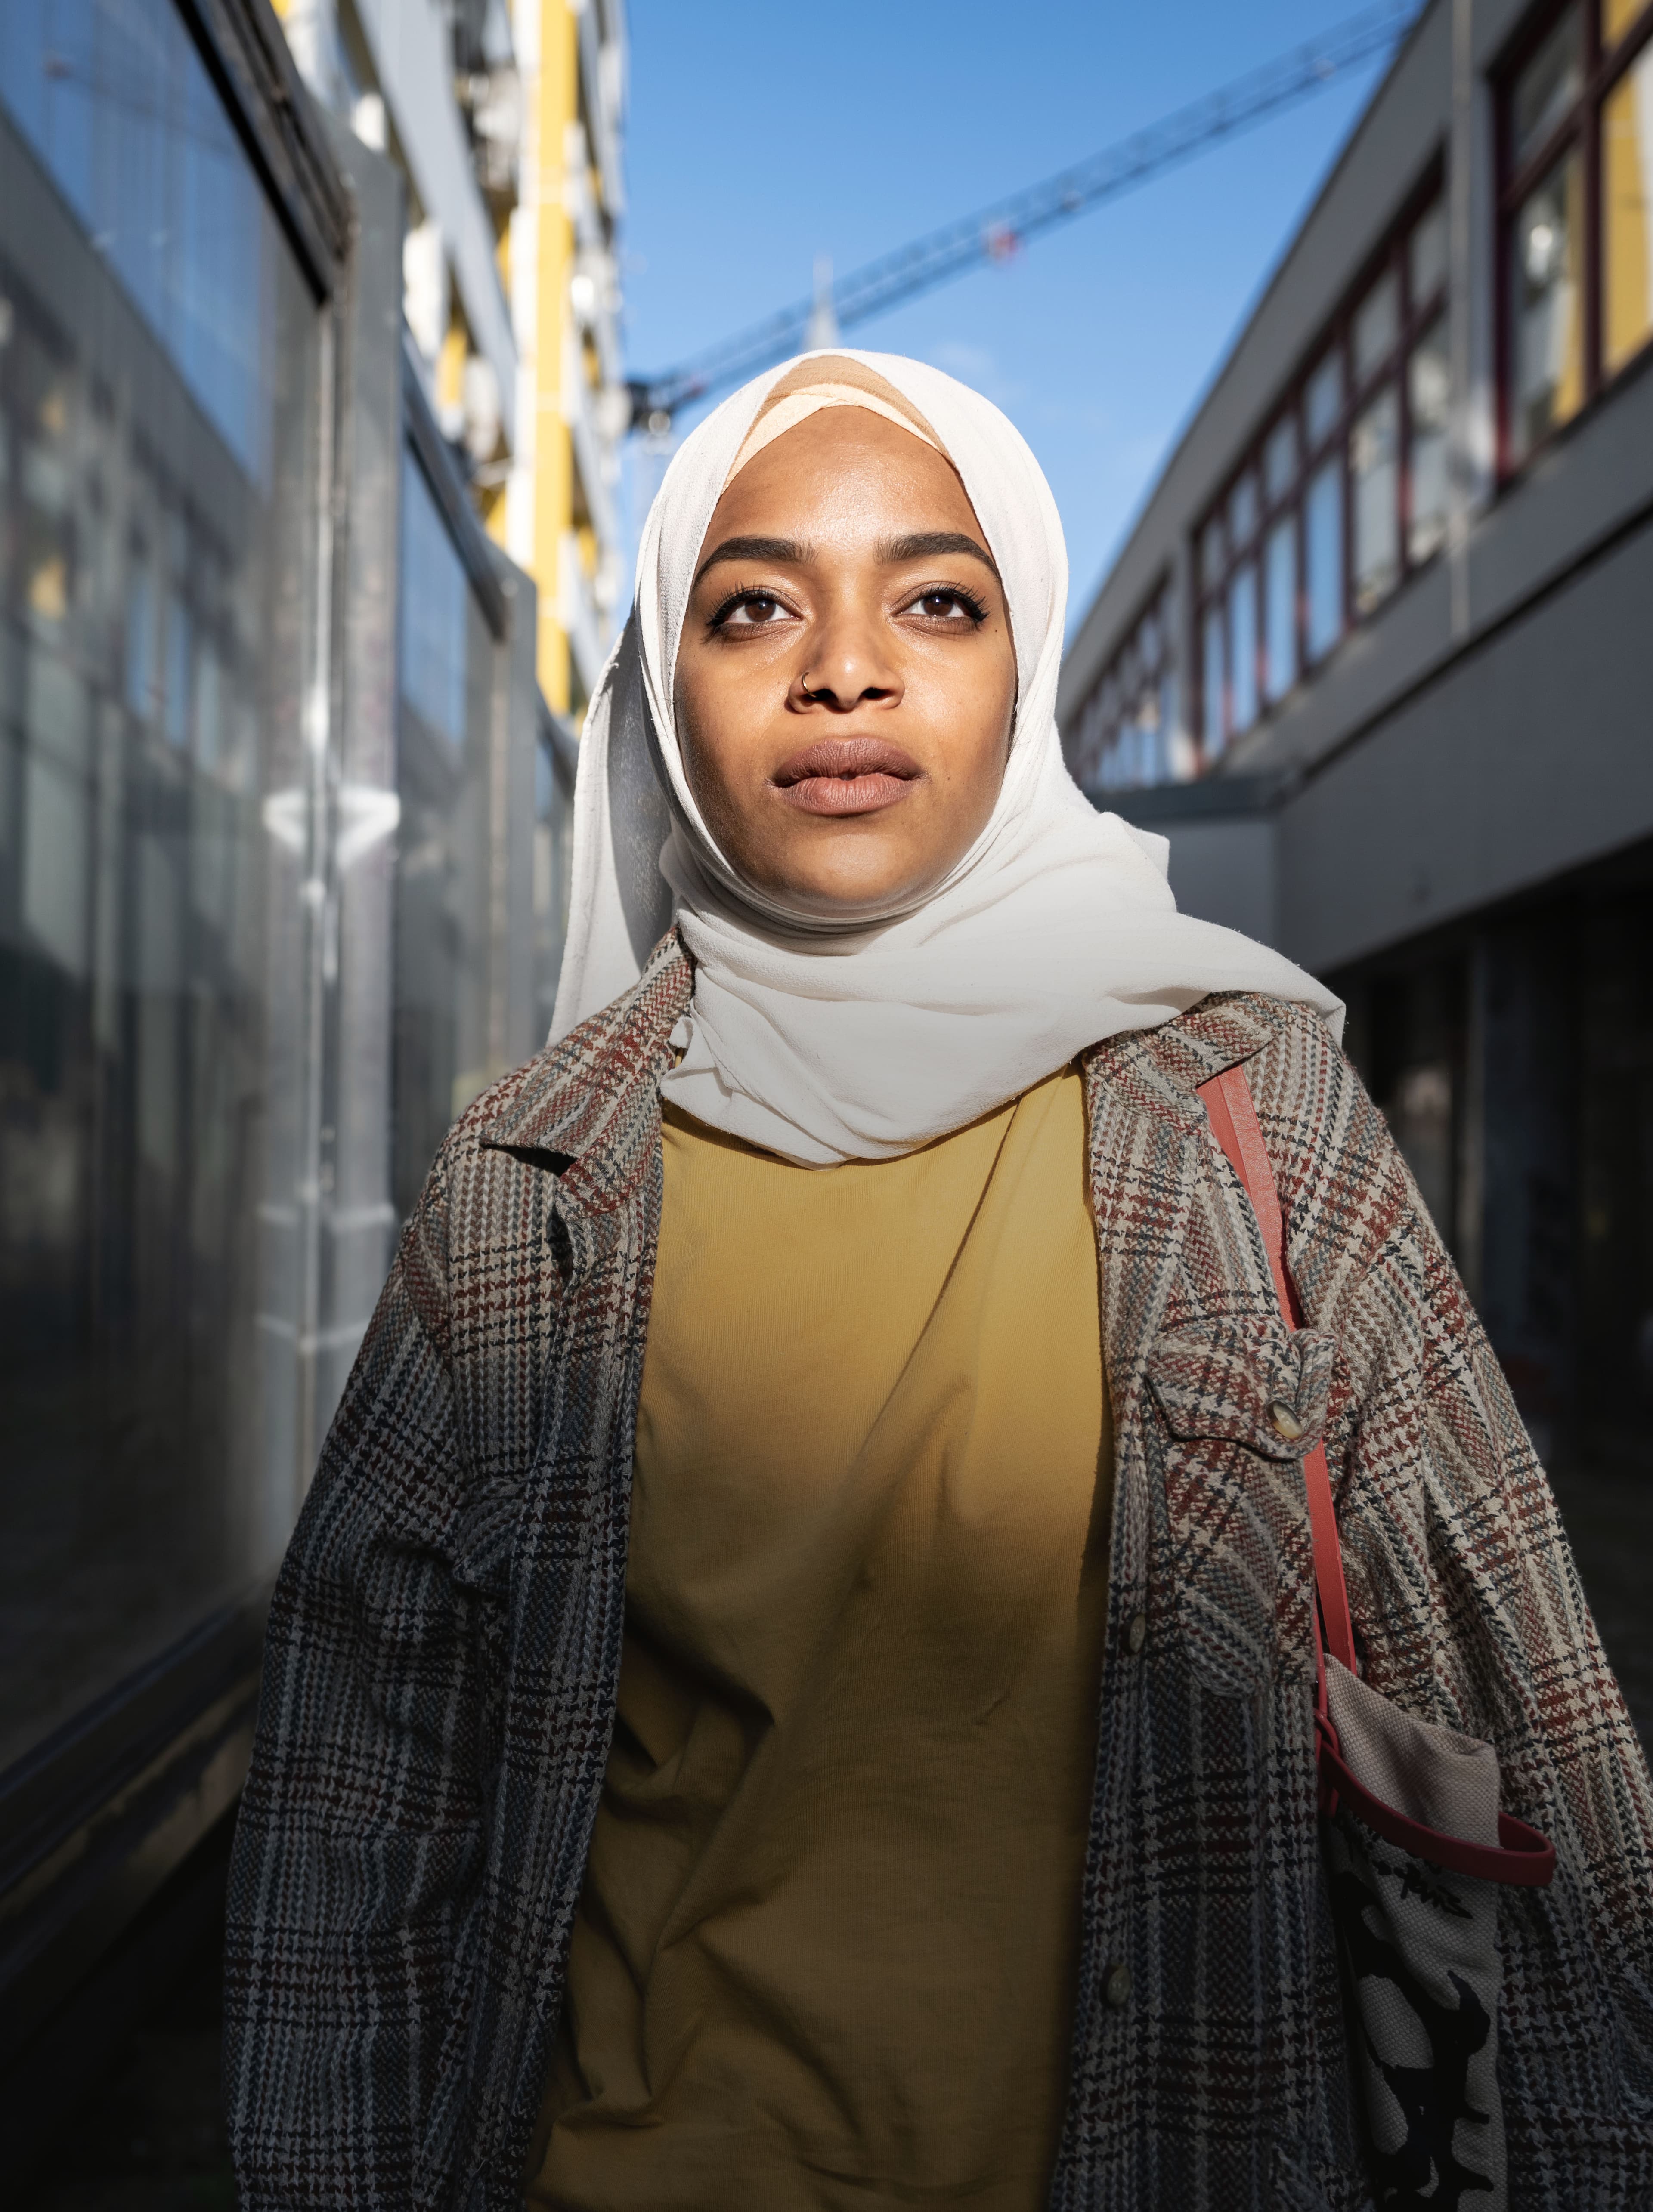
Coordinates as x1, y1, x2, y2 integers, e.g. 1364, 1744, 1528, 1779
225, 935, 1653, 2211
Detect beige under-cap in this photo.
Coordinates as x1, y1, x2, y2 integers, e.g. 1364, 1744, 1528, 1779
721, 353, 948, 489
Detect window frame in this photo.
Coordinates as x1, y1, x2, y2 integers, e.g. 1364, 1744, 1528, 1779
1066, 576, 1181, 793
1192, 161, 1448, 760
1495, 0, 1653, 475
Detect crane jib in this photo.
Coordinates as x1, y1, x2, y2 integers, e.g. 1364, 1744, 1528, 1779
627, 0, 1421, 433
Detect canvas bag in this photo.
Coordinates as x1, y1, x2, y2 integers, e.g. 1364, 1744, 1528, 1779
1196, 1063, 1554, 2212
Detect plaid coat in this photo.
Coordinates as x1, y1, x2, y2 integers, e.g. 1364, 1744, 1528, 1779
226, 930, 1653, 2211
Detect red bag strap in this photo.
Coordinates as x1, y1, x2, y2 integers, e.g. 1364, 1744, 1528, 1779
1195, 1060, 1555, 1890
1198, 1063, 1356, 1674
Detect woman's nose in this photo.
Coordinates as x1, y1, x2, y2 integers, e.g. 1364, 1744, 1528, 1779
789, 605, 901, 712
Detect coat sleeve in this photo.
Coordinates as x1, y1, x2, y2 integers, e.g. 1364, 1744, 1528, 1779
1252, 1003, 1653, 2179
224, 1150, 493, 2210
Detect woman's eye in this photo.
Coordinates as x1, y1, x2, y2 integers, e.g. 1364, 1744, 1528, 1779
721, 592, 789, 627
910, 589, 978, 621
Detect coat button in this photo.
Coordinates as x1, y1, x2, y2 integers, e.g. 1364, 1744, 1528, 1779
1104, 1961, 1132, 2010
1268, 1399, 1304, 1442
1126, 1611, 1148, 1656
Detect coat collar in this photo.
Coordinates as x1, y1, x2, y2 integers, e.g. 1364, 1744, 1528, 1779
477, 929, 691, 1217
1081, 990, 1286, 1140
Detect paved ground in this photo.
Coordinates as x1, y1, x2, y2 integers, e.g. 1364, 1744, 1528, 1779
19, 1922, 236, 2212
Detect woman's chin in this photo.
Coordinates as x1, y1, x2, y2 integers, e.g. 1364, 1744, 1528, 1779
750, 853, 947, 924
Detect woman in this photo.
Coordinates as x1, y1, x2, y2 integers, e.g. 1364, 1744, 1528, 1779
226, 353, 1653, 2212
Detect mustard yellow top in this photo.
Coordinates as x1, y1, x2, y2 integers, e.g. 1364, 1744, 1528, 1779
526, 1065, 1113, 2211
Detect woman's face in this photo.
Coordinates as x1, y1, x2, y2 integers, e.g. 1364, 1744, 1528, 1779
674, 406, 1017, 921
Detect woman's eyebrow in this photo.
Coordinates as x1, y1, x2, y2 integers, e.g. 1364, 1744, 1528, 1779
877, 530, 1001, 580
693, 534, 811, 586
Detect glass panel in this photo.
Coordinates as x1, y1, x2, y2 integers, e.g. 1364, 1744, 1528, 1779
1603, 0, 1652, 47
1512, 8, 1584, 170
1510, 151, 1586, 462
1226, 562, 1258, 737
1408, 316, 1451, 564
1306, 349, 1343, 446
1603, 40, 1653, 377
1227, 471, 1258, 549
0, 0, 321, 1769
1305, 457, 1344, 661
1353, 271, 1400, 384
1201, 603, 1226, 757
1264, 415, 1298, 504
400, 458, 469, 747
1351, 384, 1401, 613
393, 446, 495, 1221
1409, 198, 1448, 306
1164, 672, 1195, 782
1264, 516, 1297, 704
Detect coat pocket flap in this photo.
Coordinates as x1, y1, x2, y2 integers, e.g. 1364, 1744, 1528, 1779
1146, 1316, 1336, 1460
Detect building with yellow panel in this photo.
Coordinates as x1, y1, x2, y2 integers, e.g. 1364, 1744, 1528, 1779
274, 0, 629, 721
505, 2, 629, 720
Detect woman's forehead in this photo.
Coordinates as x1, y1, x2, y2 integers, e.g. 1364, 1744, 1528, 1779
703, 407, 987, 549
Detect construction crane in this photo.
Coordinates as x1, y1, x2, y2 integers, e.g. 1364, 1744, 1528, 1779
628, 0, 1421, 432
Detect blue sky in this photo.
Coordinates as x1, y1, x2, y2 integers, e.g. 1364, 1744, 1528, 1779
619, 1, 1401, 633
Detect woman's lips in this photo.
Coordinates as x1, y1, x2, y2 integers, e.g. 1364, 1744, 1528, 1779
771, 738, 922, 817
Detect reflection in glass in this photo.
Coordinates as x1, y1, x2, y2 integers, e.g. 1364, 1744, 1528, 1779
1408, 316, 1451, 563
1226, 562, 1257, 738
1511, 153, 1585, 460
1409, 198, 1448, 305
1603, 40, 1653, 376
1353, 271, 1399, 384
1264, 516, 1297, 704
1512, 8, 1583, 170
1306, 349, 1343, 446
0, 0, 275, 479
1351, 384, 1400, 613
393, 448, 494, 1220
399, 457, 468, 748
1305, 457, 1344, 661
1227, 471, 1258, 549
0, 7, 319, 1770
1202, 603, 1225, 757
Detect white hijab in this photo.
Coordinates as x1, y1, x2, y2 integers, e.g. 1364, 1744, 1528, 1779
551, 348, 1340, 1166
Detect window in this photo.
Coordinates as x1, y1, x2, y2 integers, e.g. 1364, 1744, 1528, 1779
1226, 562, 1258, 736
1306, 460, 1344, 660
1193, 181, 1448, 754
1264, 515, 1297, 703
1603, 36, 1653, 372
399, 456, 469, 747
1408, 317, 1452, 561
1351, 386, 1401, 612
1063, 581, 1189, 791
1499, 0, 1653, 467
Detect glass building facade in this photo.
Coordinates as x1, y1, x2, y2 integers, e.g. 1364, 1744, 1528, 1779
0, 0, 324, 1776
0, 0, 567, 2078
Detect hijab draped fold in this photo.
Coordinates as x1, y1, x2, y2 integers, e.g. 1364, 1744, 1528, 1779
551, 348, 1341, 1166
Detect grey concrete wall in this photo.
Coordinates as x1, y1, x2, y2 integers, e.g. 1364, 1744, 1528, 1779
1277, 511, 1653, 974
1162, 817, 1279, 943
